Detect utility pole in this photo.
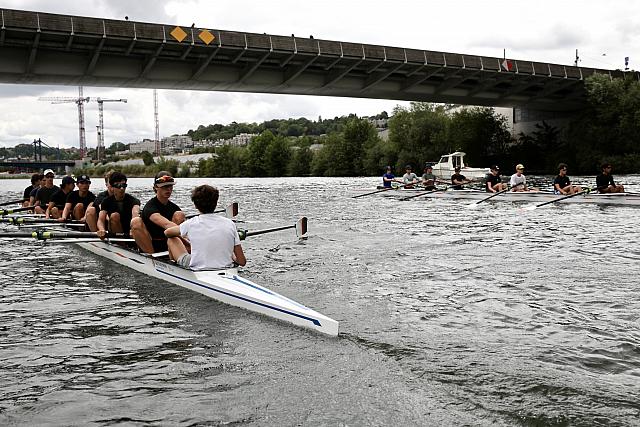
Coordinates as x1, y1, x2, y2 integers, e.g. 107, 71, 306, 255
574, 49, 579, 67
96, 98, 127, 160
154, 89, 160, 156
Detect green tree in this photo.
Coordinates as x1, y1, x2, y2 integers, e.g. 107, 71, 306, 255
140, 151, 155, 166
264, 135, 291, 176
289, 146, 314, 176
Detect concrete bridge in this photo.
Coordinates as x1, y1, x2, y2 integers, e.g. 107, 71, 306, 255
1, 8, 637, 113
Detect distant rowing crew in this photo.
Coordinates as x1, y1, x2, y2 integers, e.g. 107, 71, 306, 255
381, 162, 625, 194
20, 169, 245, 271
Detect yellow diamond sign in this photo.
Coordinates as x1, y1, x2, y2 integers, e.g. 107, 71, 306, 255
199, 29, 215, 45
170, 26, 188, 43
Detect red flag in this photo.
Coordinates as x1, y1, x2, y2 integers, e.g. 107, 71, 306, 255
501, 59, 513, 71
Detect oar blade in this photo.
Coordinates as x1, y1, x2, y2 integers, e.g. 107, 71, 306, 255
226, 202, 238, 219
295, 217, 308, 239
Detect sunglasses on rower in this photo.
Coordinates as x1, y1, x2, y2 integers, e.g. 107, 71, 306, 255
112, 182, 128, 189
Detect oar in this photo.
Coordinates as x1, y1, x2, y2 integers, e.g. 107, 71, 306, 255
467, 183, 523, 208
0, 199, 24, 207
523, 189, 591, 211
238, 217, 308, 240
0, 217, 85, 225
186, 202, 238, 219
400, 186, 447, 201
0, 230, 96, 240
352, 182, 417, 198
0, 206, 33, 216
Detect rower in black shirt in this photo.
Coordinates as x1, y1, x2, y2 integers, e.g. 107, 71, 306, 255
596, 163, 624, 193
60, 175, 96, 221
46, 176, 75, 219
96, 172, 141, 239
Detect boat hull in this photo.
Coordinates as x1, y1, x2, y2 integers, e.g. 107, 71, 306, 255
75, 241, 339, 336
382, 188, 640, 206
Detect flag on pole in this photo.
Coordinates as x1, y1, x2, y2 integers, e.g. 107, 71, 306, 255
501, 59, 513, 71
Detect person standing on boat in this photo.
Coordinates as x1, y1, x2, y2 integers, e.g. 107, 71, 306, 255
596, 163, 624, 193
381, 166, 398, 189
60, 175, 96, 222
485, 165, 507, 193
165, 185, 246, 270
86, 170, 115, 232
131, 171, 188, 257
96, 172, 141, 239
45, 176, 75, 219
34, 169, 60, 214
553, 163, 582, 195
451, 166, 471, 190
421, 164, 438, 190
402, 165, 420, 189
23, 173, 43, 207
509, 164, 529, 191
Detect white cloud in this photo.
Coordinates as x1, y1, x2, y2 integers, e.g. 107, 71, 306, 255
0, 0, 638, 148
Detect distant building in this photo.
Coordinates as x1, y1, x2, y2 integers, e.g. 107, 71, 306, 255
161, 135, 193, 153
129, 138, 158, 153
367, 117, 388, 129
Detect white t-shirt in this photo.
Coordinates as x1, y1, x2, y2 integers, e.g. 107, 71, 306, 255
179, 214, 241, 270
510, 173, 527, 187
403, 172, 419, 184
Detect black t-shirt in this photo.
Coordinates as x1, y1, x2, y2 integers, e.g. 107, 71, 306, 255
451, 173, 466, 190
596, 174, 615, 190
23, 185, 34, 201
35, 185, 60, 207
66, 190, 96, 209
553, 175, 570, 190
142, 196, 182, 242
92, 190, 110, 210
49, 189, 70, 209
101, 194, 141, 233
485, 173, 501, 191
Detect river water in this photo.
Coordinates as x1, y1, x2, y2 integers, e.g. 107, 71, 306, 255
1, 176, 639, 426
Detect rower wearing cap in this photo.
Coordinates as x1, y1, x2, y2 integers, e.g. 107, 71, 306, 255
451, 166, 471, 190
34, 169, 60, 214
130, 171, 187, 257
509, 164, 529, 191
97, 172, 141, 239
46, 176, 75, 219
485, 165, 506, 193
402, 165, 420, 189
60, 174, 96, 221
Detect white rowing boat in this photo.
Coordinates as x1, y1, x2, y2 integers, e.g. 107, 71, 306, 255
380, 188, 640, 206
74, 240, 339, 336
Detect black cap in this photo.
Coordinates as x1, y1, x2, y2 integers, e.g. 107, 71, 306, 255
490, 165, 500, 171
61, 176, 75, 186
77, 174, 91, 183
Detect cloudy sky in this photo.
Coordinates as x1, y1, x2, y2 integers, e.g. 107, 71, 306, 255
0, 0, 638, 149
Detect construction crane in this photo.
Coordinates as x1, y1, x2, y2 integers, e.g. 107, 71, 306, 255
39, 86, 90, 158
96, 98, 127, 161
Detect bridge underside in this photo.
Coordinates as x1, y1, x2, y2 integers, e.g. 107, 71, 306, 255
0, 8, 637, 112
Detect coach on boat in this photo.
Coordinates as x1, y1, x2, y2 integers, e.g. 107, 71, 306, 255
131, 171, 188, 257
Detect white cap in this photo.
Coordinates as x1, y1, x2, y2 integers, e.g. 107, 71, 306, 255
43, 169, 55, 176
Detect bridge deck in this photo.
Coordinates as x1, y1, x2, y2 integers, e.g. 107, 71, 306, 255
0, 8, 637, 111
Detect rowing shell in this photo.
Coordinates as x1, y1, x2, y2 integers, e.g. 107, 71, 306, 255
382, 189, 640, 206
75, 240, 339, 336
